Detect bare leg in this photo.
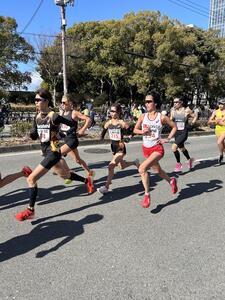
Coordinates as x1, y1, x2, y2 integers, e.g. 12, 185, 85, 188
139, 152, 162, 194
69, 148, 91, 174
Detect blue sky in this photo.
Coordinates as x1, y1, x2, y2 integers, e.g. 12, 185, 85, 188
1, 0, 211, 90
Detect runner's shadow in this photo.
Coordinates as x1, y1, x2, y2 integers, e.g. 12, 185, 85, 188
31, 181, 143, 226
0, 214, 103, 262
0, 185, 69, 210
151, 179, 223, 214
178, 159, 219, 176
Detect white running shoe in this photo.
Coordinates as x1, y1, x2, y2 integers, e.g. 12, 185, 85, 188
97, 186, 109, 194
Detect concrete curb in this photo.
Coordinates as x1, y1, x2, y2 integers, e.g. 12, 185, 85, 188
0, 130, 214, 154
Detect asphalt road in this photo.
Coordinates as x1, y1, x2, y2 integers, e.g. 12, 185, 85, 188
0, 135, 225, 300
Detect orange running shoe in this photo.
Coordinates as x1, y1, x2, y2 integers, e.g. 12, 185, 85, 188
86, 176, 94, 194
170, 177, 178, 194
141, 194, 151, 208
22, 166, 32, 177
15, 208, 35, 221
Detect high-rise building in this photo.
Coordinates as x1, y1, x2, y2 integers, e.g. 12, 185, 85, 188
209, 0, 225, 37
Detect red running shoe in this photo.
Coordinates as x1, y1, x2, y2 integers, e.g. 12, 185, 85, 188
170, 177, 178, 194
141, 194, 151, 208
86, 176, 94, 194
15, 208, 35, 221
22, 166, 32, 177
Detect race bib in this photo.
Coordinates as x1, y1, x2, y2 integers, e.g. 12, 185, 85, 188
61, 123, 70, 132
108, 128, 121, 141
38, 128, 50, 142
177, 121, 185, 130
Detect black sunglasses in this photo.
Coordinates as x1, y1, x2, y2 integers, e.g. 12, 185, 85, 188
61, 101, 66, 104
145, 100, 154, 104
35, 97, 46, 102
110, 110, 117, 113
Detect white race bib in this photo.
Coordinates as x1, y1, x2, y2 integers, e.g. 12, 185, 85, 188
108, 128, 121, 141
177, 121, 185, 130
38, 128, 50, 142
61, 123, 70, 132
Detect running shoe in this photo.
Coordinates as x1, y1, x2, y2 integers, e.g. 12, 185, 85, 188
141, 194, 151, 208
97, 186, 109, 194
187, 158, 194, 170
15, 208, 35, 221
170, 177, 178, 194
86, 176, 94, 193
134, 158, 140, 168
88, 170, 95, 177
174, 163, 182, 172
64, 179, 72, 185
218, 155, 223, 165
22, 166, 32, 177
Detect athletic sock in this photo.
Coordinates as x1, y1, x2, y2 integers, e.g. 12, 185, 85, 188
28, 186, 38, 208
174, 150, 180, 163
70, 172, 86, 183
182, 149, 190, 160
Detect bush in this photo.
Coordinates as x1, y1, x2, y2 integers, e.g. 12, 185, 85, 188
11, 105, 36, 112
11, 121, 33, 138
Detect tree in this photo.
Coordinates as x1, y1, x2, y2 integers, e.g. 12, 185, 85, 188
0, 16, 34, 92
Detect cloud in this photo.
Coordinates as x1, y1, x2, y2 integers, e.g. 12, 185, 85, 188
27, 72, 42, 91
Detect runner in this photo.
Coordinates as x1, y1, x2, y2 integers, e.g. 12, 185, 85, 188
0, 167, 32, 188
170, 96, 198, 172
208, 99, 225, 165
59, 94, 95, 179
133, 91, 178, 208
15, 89, 93, 222
97, 103, 139, 194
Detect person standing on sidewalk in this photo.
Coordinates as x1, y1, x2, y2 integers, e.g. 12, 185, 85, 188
170, 96, 198, 172
0, 167, 32, 188
97, 103, 140, 194
208, 99, 225, 165
133, 91, 178, 208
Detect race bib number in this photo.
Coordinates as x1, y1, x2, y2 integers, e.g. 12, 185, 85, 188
38, 128, 50, 142
109, 128, 121, 141
177, 121, 185, 130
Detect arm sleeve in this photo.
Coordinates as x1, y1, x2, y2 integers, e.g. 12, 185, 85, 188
100, 128, 107, 139
52, 113, 74, 127
29, 118, 39, 140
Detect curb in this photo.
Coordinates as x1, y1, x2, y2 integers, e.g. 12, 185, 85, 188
0, 131, 214, 154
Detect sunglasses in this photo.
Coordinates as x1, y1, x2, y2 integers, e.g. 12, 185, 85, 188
145, 100, 154, 104
61, 101, 66, 104
110, 110, 117, 113
35, 97, 47, 102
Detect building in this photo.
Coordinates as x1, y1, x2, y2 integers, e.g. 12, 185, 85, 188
209, 0, 225, 37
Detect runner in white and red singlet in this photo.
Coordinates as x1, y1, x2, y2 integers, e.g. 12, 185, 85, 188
133, 91, 178, 208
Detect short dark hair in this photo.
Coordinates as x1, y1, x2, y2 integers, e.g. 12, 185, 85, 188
145, 91, 161, 109
36, 88, 54, 108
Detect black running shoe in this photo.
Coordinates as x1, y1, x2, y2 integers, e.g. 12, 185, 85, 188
218, 155, 223, 165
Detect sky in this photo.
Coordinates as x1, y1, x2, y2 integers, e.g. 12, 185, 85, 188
0, 0, 211, 90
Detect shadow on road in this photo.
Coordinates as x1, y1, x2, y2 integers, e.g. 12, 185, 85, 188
151, 179, 223, 214
31, 179, 144, 226
0, 214, 103, 262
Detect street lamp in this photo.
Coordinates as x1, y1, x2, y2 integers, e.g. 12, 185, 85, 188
54, 0, 74, 95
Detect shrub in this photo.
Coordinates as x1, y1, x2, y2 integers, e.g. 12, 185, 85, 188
11, 121, 33, 137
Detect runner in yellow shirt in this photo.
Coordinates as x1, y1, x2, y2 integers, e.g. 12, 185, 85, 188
208, 99, 225, 165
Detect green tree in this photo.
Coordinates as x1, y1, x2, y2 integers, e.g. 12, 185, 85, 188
0, 16, 34, 92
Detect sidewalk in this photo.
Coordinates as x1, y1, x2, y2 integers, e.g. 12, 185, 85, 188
0, 130, 214, 154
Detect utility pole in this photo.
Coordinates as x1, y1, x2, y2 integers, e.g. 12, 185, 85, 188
54, 0, 74, 96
